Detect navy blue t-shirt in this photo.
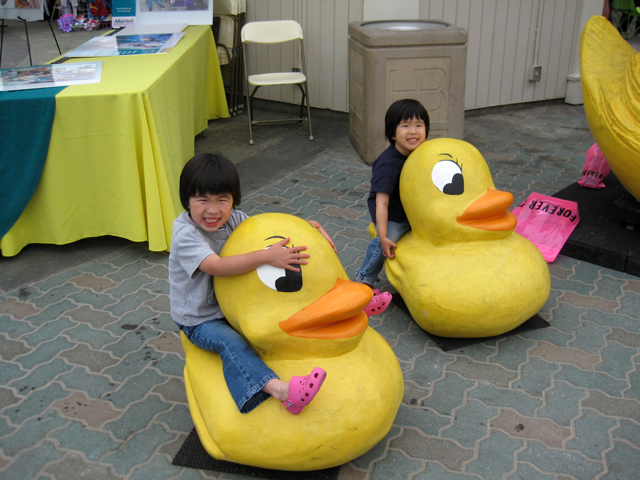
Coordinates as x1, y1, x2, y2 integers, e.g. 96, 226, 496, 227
367, 144, 408, 224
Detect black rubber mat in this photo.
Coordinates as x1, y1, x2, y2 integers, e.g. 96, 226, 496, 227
392, 295, 550, 351
172, 427, 340, 480
553, 172, 640, 277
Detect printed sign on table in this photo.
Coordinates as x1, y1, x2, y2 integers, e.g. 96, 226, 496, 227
112, 0, 137, 27
0, 61, 103, 91
110, 0, 213, 26
64, 32, 184, 57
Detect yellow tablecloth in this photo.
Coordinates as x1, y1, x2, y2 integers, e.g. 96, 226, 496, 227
1, 25, 229, 257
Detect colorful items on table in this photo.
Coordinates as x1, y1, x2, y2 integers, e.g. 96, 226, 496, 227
57, 14, 75, 33
385, 138, 551, 338
56, 14, 101, 32
181, 213, 403, 470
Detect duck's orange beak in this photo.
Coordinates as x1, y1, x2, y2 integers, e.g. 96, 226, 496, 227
457, 188, 517, 231
279, 278, 372, 339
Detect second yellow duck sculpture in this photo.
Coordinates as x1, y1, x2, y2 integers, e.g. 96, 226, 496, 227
181, 213, 404, 471
385, 138, 551, 338
580, 15, 640, 203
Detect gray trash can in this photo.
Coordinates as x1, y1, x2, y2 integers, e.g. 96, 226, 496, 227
349, 20, 468, 165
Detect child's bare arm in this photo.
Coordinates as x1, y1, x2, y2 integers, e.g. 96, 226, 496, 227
198, 237, 309, 277
375, 192, 397, 258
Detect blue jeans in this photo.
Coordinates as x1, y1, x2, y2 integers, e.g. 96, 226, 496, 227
179, 319, 278, 413
355, 220, 411, 285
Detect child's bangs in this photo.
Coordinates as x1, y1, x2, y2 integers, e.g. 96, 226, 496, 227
400, 104, 429, 123
192, 168, 234, 198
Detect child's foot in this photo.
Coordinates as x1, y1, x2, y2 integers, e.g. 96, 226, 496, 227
365, 291, 392, 316
282, 367, 327, 415
363, 283, 382, 296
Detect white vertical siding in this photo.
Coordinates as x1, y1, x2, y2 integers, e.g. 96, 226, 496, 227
243, 0, 583, 112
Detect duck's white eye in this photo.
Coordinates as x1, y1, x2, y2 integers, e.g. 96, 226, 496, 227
432, 160, 464, 195
256, 246, 303, 292
257, 264, 287, 291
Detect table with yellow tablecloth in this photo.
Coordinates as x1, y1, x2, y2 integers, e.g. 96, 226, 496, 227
0, 25, 229, 257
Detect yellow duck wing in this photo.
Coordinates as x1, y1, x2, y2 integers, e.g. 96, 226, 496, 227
580, 15, 640, 202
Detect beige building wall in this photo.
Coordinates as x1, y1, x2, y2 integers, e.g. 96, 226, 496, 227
243, 0, 601, 112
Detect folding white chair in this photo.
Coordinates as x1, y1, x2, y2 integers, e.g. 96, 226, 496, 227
241, 20, 314, 145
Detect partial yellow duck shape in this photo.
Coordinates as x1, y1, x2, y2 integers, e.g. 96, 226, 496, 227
581, 15, 640, 202
384, 138, 551, 338
181, 213, 404, 471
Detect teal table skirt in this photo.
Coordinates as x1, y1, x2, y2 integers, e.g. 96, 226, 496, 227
0, 87, 66, 238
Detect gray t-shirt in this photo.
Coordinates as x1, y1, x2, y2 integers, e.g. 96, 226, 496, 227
168, 209, 248, 327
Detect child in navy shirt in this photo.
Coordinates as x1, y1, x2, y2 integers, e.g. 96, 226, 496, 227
356, 99, 430, 315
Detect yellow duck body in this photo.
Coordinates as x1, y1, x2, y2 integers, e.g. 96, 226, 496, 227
581, 15, 640, 202
385, 138, 551, 338
181, 213, 403, 471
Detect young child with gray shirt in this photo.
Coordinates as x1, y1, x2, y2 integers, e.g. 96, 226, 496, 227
169, 153, 327, 414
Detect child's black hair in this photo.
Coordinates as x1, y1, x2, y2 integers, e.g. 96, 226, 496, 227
384, 99, 430, 144
179, 153, 241, 210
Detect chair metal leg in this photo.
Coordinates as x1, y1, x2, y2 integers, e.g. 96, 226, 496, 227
299, 38, 313, 141
237, 12, 246, 113
0, 19, 5, 69
297, 84, 305, 120
237, 49, 244, 112
300, 83, 314, 141
243, 44, 253, 145
232, 41, 242, 115
228, 17, 239, 115
228, 53, 237, 115
246, 86, 257, 145
217, 43, 233, 115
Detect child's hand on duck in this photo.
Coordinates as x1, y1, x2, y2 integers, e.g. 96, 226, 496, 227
267, 237, 309, 271
381, 237, 397, 259
308, 220, 337, 253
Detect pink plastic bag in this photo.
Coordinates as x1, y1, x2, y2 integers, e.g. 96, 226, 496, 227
578, 143, 610, 189
512, 193, 580, 263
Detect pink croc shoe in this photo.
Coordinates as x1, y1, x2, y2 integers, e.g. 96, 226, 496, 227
282, 367, 327, 415
363, 284, 382, 296
365, 292, 392, 316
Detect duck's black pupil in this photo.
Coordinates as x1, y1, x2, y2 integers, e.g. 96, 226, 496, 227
443, 173, 464, 195
275, 267, 303, 292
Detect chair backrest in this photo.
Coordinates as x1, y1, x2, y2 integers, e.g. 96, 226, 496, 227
241, 20, 303, 44
214, 0, 238, 15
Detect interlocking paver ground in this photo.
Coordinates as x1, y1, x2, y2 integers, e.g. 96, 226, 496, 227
2, 100, 638, 480
1, 22, 639, 478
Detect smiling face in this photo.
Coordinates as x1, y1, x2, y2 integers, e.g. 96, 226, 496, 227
400, 138, 516, 245
188, 192, 233, 232
393, 116, 427, 156
214, 213, 370, 360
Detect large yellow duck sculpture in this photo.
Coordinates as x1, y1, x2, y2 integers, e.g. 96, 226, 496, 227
580, 15, 640, 203
181, 213, 404, 471
385, 138, 551, 338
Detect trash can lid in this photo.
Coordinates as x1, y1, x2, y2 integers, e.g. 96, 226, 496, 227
362, 21, 447, 31
349, 20, 468, 47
